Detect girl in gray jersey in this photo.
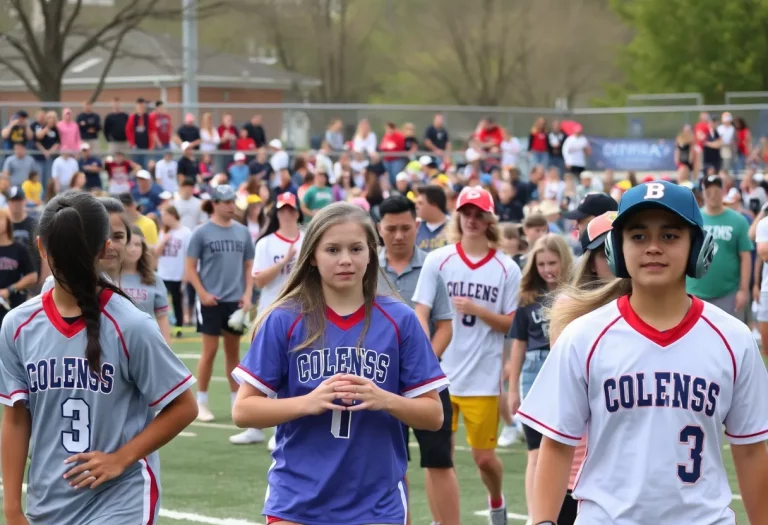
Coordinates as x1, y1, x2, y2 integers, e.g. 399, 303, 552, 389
121, 225, 171, 343
0, 190, 197, 525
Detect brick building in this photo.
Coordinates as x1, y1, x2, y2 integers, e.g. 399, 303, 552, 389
0, 30, 320, 138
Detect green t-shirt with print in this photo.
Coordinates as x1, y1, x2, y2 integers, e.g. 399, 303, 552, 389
302, 185, 334, 215
686, 207, 753, 299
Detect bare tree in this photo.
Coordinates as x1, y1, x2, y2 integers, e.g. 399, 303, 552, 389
411, 0, 530, 106
241, 0, 390, 103
0, 0, 222, 101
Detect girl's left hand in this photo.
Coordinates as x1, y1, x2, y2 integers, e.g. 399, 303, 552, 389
334, 374, 393, 412
63, 451, 126, 490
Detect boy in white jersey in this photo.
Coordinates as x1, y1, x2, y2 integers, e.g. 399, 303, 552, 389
230, 192, 304, 445
413, 187, 521, 525
519, 181, 768, 525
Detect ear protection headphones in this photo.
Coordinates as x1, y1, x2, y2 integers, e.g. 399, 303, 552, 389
604, 225, 715, 279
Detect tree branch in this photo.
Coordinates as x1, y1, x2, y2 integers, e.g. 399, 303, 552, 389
62, 0, 85, 42
0, 55, 40, 98
88, 25, 134, 103
7, 0, 46, 71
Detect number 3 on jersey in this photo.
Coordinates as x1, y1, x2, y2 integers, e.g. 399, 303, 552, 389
61, 398, 91, 453
331, 410, 351, 439
678, 425, 704, 484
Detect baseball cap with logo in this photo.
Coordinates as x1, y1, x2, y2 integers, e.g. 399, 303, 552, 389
276, 192, 298, 209
456, 187, 494, 214
563, 192, 618, 221
211, 184, 236, 202
702, 175, 723, 188
8, 186, 25, 201
580, 211, 617, 252
613, 181, 703, 230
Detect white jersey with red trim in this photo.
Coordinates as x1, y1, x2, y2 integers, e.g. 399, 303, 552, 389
0, 289, 195, 525
413, 242, 520, 396
518, 296, 768, 525
253, 231, 304, 315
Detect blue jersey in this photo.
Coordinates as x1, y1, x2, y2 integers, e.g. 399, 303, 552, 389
415, 220, 448, 253
233, 295, 448, 525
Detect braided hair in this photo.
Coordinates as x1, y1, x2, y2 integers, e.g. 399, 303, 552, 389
38, 190, 131, 372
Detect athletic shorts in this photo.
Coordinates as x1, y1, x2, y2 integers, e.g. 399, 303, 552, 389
403, 388, 453, 468
450, 395, 500, 450
196, 301, 243, 336
757, 293, 768, 322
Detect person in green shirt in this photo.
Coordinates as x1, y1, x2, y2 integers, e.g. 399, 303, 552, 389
301, 170, 335, 221
686, 175, 753, 319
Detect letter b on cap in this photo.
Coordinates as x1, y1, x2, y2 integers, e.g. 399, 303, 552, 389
644, 183, 665, 200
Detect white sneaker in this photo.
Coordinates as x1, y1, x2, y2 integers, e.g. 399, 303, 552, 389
489, 504, 508, 525
267, 434, 277, 451
229, 428, 265, 445
196, 402, 215, 422
497, 425, 518, 447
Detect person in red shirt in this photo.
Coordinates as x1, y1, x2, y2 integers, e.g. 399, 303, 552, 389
217, 114, 238, 151
693, 111, 713, 173
149, 101, 172, 151
104, 151, 140, 195
528, 117, 550, 168
235, 127, 256, 160
477, 118, 504, 152
734, 117, 752, 172
125, 98, 155, 168
379, 122, 406, 184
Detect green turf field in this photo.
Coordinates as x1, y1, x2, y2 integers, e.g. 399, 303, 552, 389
0, 327, 754, 524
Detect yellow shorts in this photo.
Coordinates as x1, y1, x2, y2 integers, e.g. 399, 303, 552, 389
450, 395, 500, 450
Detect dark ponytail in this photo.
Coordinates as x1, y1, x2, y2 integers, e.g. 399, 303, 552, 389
38, 190, 130, 373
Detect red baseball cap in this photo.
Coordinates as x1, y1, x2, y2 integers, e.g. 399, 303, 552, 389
456, 187, 494, 214
276, 192, 298, 209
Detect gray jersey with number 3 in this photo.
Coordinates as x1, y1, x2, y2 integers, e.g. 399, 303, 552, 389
0, 289, 195, 525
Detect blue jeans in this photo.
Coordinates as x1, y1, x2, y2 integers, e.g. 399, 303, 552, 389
521, 349, 550, 399
384, 159, 407, 185
530, 151, 549, 168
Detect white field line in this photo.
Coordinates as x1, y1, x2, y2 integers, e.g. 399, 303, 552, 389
178, 431, 197, 437
0, 479, 263, 525
473, 509, 528, 521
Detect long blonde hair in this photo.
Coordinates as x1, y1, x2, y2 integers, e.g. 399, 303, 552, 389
446, 209, 500, 245
250, 202, 389, 352
519, 234, 574, 306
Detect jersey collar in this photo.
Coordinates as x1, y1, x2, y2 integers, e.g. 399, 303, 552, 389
325, 304, 365, 331
617, 294, 703, 347
456, 242, 496, 270
43, 288, 114, 338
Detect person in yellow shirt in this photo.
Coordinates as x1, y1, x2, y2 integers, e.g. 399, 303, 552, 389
21, 171, 42, 206
118, 192, 159, 247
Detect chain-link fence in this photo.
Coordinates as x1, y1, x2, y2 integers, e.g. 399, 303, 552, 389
3, 102, 768, 152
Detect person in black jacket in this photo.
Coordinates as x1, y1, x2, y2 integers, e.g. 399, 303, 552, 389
104, 97, 129, 154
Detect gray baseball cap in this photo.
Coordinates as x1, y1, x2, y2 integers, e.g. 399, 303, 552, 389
211, 184, 236, 202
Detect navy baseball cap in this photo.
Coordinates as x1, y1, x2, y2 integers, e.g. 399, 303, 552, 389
563, 193, 618, 220
613, 181, 703, 230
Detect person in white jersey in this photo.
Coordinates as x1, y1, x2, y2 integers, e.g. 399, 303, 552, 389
156, 206, 191, 338
0, 190, 197, 525
413, 186, 521, 525
519, 180, 768, 525
155, 149, 179, 193
230, 191, 304, 445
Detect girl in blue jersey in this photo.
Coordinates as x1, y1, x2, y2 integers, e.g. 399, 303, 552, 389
1, 190, 198, 525
232, 201, 449, 525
